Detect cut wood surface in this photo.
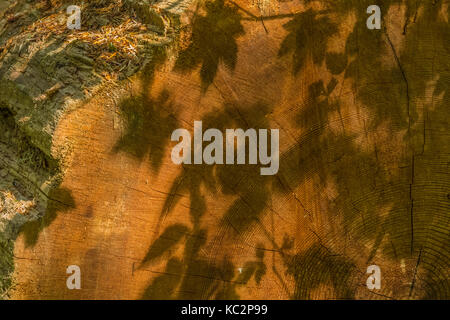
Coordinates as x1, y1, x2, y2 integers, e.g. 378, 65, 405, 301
0, 0, 448, 299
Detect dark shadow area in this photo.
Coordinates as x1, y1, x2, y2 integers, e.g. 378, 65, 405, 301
162, 102, 274, 231
142, 223, 190, 264
278, 9, 337, 74
286, 243, 356, 299
142, 231, 267, 299
113, 89, 179, 173
20, 187, 76, 247
174, 0, 244, 92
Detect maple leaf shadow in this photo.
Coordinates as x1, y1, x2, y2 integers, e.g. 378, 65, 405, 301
174, 0, 244, 92
278, 9, 338, 74
113, 89, 179, 174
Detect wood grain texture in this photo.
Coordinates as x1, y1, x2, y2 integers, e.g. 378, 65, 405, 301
5, 0, 449, 299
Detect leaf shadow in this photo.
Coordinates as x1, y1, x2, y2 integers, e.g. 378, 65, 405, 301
174, 0, 245, 92
113, 89, 179, 174
20, 187, 76, 247
278, 8, 338, 74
